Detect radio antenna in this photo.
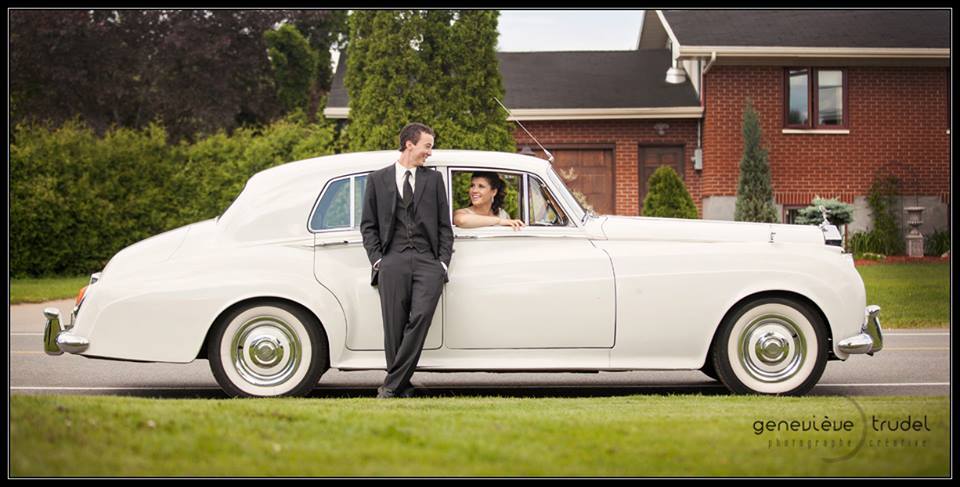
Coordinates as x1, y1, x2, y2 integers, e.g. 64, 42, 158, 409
494, 97, 554, 163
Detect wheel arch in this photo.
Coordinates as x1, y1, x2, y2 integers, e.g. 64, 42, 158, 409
705, 290, 835, 365
195, 296, 331, 364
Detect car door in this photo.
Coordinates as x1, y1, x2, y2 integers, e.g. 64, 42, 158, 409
310, 172, 442, 351
444, 169, 615, 349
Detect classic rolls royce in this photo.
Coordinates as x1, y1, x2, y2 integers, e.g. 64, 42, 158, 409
43, 150, 883, 397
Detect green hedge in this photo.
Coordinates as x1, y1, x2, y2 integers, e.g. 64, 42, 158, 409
11, 115, 335, 277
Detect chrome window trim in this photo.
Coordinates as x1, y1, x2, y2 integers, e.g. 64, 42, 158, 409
544, 165, 587, 224
527, 173, 576, 229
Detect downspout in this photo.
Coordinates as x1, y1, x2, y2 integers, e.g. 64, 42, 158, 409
695, 52, 716, 171
701, 51, 718, 77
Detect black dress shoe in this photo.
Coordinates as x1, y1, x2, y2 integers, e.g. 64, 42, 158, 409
376, 386, 397, 399
397, 388, 416, 398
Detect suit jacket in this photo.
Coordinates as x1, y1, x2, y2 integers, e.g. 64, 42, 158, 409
360, 164, 454, 285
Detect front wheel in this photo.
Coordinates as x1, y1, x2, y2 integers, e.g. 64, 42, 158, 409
208, 301, 328, 398
713, 297, 827, 396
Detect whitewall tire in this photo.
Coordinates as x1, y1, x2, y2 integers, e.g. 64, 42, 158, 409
208, 301, 328, 398
713, 297, 827, 396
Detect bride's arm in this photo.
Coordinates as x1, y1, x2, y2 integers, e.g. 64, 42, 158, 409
453, 209, 502, 228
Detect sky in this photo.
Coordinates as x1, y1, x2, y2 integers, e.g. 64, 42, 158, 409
330, 10, 647, 72
497, 10, 646, 52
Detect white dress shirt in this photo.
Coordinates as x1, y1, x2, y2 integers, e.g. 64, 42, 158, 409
395, 161, 416, 196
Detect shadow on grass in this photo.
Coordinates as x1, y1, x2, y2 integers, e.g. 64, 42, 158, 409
17, 383, 738, 400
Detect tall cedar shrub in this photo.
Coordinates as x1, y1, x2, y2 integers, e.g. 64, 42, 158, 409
642, 166, 698, 219
734, 100, 779, 223
344, 10, 512, 152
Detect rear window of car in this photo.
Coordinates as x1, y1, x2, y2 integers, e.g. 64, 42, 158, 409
309, 174, 368, 231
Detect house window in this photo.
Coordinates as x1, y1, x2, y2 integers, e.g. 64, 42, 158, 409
783, 206, 805, 225
785, 68, 847, 129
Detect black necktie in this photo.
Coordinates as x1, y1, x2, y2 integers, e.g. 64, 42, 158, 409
402, 170, 413, 207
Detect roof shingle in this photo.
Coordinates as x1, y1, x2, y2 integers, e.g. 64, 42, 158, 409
661, 9, 950, 49
326, 49, 701, 110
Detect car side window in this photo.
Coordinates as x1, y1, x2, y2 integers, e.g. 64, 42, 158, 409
450, 169, 522, 221
528, 175, 569, 226
310, 174, 368, 231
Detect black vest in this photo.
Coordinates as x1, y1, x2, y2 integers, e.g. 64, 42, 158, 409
388, 190, 431, 254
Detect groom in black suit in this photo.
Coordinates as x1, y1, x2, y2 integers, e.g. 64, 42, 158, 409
360, 123, 454, 399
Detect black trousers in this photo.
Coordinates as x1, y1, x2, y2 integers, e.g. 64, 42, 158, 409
377, 248, 445, 394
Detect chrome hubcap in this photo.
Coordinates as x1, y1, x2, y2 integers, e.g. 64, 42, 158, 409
231, 316, 302, 387
250, 336, 284, 368
738, 314, 806, 383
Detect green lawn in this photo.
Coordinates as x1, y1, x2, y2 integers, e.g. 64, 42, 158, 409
856, 263, 950, 328
10, 275, 89, 305
10, 394, 949, 477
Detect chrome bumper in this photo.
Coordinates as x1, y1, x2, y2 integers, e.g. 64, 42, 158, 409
837, 305, 883, 356
43, 307, 89, 355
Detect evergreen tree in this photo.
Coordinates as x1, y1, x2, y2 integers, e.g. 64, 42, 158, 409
265, 24, 320, 116
344, 10, 512, 152
642, 166, 698, 219
433, 10, 513, 151
734, 100, 779, 223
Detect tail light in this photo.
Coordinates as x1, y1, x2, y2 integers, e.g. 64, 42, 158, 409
75, 285, 89, 307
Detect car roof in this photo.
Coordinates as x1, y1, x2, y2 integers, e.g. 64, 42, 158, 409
217, 150, 558, 240
251, 149, 553, 188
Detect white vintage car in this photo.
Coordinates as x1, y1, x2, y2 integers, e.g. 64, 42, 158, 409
44, 150, 883, 397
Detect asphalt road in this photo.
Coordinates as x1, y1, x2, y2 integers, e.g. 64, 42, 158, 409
10, 299, 950, 398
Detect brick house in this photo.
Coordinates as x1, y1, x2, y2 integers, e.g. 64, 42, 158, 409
324, 9, 950, 234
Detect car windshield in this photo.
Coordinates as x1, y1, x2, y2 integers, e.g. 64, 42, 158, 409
545, 165, 589, 223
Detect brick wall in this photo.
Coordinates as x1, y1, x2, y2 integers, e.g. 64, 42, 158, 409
701, 65, 950, 206
512, 119, 701, 216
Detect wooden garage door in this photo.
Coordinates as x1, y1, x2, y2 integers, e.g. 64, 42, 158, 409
639, 146, 685, 214
524, 147, 615, 215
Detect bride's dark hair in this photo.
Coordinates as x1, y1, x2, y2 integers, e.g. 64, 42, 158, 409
471, 172, 506, 215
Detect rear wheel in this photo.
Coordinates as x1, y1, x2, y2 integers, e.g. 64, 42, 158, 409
713, 297, 827, 396
208, 301, 328, 398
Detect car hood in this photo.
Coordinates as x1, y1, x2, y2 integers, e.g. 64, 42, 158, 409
600, 216, 825, 245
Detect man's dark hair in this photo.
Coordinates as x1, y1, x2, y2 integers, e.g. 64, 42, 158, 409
398, 122, 435, 152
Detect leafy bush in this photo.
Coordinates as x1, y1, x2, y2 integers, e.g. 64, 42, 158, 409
642, 166, 698, 219
845, 174, 905, 256
11, 115, 336, 277
11, 121, 181, 277
924, 228, 950, 256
